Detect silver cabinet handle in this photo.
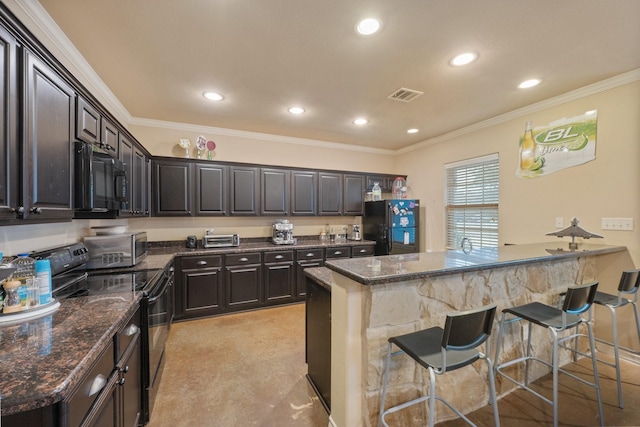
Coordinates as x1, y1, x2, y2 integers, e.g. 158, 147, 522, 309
124, 324, 139, 336
275, 255, 284, 260
196, 260, 207, 266
334, 251, 342, 255
239, 257, 249, 262
88, 374, 107, 397
359, 249, 367, 253
306, 253, 315, 257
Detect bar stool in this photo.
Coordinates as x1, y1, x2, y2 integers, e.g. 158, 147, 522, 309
592, 268, 640, 408
379, 304, 499, 427
494, 282, 603, 427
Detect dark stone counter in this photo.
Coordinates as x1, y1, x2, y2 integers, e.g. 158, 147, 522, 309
304, 267, 334, 292
148, 237, 374, 257
324, 242, 628, 286
0, 292, 141, 415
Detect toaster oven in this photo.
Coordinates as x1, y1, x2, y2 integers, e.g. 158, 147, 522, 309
202, 234, 240, 248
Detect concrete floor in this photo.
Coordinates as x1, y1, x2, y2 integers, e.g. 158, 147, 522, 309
148, 304, 640, 427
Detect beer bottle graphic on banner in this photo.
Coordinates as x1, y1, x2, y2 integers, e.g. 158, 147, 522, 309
519, 121, 536, 171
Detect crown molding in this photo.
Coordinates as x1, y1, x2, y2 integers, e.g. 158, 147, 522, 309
12, 0, 132, 123
129, 117, 395, 155
398, 68, 640, 155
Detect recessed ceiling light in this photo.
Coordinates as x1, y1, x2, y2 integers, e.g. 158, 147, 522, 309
407, 128, 419, 134
450, 52, 478, 67
356, 18, 381, 35
517, 79, 541, 89
288, 106, 305, 115
353, 118, 369, 125
203, 91, 224, 101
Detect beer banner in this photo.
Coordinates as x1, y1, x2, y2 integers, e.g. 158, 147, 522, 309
516, 110, 597, 178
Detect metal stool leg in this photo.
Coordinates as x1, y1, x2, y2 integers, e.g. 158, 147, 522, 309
379, 342, 393, 427
609, 305, 623, 408
551, 328, 559, 427
586, 320, 604, 426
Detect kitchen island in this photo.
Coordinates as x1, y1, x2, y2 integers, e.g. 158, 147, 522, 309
306, 242, 633, 427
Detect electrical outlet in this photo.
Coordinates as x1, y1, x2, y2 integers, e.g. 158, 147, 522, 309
602, 217, 634, 231
555, 217, 564, 228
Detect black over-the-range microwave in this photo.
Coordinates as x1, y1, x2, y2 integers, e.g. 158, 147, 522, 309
74, 141, 127, 212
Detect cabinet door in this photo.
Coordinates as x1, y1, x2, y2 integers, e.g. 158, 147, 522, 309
260, 168, 289, 215
290, 170, 316, 216
23, 50, 75, 221
195, 163, 228, 215
118, 134, 133, 214
101, 117, 119, 158
131, 145, 146, 216
118, 336, 141, 427
153, 160, 192, 216
295, 248, 324, 299
318, 172, 342, 216
343, 174, 365, 216
230, 166, 259, 215
176, 255, 224, 320
76, 96, 100, 145
263, 251, 294, 303
225, 253, 262, 310
0, 25, 18, 220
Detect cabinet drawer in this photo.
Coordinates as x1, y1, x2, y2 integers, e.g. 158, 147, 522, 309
264, 250, 294, 263
351, 246, 375, 257
325, 247, 351, 259
226, 252, 261, 265
115, 307, 141, 362
180, 255, 223, 270
296, 248, 323, 261
66, 341, 115, 427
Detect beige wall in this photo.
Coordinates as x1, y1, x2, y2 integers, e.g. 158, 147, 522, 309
398, 80, 640, 264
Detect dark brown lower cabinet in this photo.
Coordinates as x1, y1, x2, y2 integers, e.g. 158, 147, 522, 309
295, 248, 324, 300
263, 250, 294, 303
175, 255, 224, 320
306, 277, 331, 411
224, 252, 262, 310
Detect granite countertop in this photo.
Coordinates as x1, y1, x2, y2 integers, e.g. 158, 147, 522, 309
303, 267, 334, 291
324, 242, 628, 286
148, 237, 374, 257
0, 292, 141, 415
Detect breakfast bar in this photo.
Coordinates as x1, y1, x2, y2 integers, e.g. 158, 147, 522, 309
308, 242, 633, 427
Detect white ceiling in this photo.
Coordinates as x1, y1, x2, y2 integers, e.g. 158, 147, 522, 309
35, 0, 640, 151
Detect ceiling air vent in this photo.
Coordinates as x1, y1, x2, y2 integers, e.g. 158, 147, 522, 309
387, 87, 424, 102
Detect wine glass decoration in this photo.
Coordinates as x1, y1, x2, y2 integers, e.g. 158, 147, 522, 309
195, 135, 207, 159
206, 140, 216, 160
179, 138, 191, 158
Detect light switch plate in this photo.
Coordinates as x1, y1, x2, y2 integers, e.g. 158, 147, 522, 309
601, 217, 634, 230
555, 217, 564, 228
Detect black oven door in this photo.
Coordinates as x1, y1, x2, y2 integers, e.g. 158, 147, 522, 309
143, 267, 173, 423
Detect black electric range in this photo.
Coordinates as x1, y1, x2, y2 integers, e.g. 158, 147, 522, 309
31, 242, 174, 425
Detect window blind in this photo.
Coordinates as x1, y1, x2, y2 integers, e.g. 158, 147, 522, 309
445, 154, 499, 249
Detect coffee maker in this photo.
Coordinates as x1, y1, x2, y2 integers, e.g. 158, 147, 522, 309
272, 219, 296, 245
350, 224, 361, 241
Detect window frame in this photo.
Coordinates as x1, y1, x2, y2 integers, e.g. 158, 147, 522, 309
444, 153, 499, 250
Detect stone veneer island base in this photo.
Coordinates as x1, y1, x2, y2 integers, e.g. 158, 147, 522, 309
306, 243, 633, 427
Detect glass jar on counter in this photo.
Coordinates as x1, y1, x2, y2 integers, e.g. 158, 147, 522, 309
10, 254, 38, 309
2, 280, 22, 313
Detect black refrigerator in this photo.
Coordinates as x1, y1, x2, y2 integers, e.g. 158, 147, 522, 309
363, 199, 420, 255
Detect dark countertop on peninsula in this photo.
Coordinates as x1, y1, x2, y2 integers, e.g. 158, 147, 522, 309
0, 292, 141, 415
324, 242, 628, 286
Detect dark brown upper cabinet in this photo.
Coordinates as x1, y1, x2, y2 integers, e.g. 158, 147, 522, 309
291, 170, 317, 216
0, 25, 18, 220
230, 166, 259, 215
260, 168, 289, 216
153, 159, 192, 216
343, 174, 365, 216
21, 50, 75, 221
318, 172, 342, 216
195, 163, 228, 216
